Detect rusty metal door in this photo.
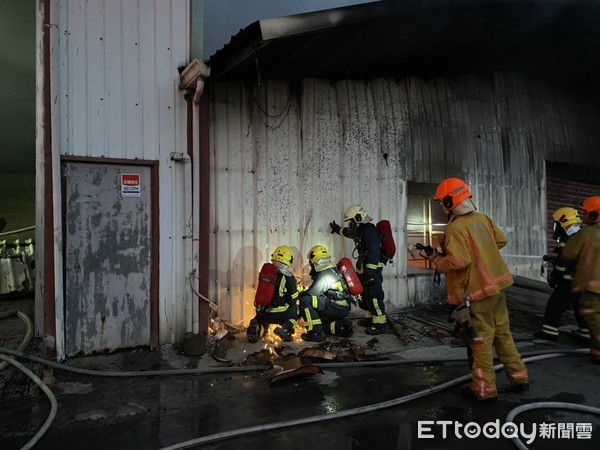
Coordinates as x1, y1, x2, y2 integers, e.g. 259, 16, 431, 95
63, 161, 152, 355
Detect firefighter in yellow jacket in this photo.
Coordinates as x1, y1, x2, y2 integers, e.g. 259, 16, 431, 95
427, 178, 528, 402
561, 196, 600, 363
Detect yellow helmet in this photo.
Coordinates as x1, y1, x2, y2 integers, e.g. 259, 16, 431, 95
552, 207, 581, 228
344, 204, 372, 223
307, 245, 331, 266
271, 245, 293, 266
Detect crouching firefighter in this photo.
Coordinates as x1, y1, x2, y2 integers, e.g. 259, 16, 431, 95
299, 245, 354, 342
426, 178, 528, 402
247, 245, 300, 343
330, 204, 387, 335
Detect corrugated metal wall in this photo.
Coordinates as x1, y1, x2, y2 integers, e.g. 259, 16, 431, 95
210, 73, 600, 326
50, 0, 191, 344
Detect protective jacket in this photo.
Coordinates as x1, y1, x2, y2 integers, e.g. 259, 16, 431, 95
549, 229, 577, 285
344, 222, 384, 277
265, 262, 299, 311
433, 211, 513, 304
561, 224, 600, 294
305, 266, 350, 305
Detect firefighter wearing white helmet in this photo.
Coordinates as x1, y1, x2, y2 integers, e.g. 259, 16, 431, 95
534, 207, 589, 342
298, 245, 354, 342
562, 196, 600, 363
330, 204, 387, 335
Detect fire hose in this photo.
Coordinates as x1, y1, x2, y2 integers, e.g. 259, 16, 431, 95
1, 347, 597, 450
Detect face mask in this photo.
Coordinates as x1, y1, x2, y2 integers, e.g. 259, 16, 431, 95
566, 223, 581, 236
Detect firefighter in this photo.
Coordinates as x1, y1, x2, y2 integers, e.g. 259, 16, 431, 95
534, 207, 590, 342
330, 204, 387, 335
246, 245, 299, 343
561, 196, 600, 363
298, 245, 354, 342
426, 178, 528, 402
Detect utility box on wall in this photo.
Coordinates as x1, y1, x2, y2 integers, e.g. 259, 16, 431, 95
62, 160, 157, 355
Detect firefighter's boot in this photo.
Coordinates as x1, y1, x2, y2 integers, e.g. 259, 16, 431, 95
301, 330, 325, 342
335, 319, 354, 337
246, 319, 260, 343
274, 326, 293, 342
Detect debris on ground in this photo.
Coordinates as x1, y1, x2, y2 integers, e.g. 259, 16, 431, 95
268, 357, 322, 384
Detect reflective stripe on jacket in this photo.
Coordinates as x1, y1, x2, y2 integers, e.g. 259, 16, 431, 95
433, 211, 513, 304
561, 224, 600, 294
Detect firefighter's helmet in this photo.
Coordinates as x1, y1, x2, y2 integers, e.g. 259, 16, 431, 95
344, 204, 372, 224
580, 196, 600, 223
271, 245, 294, 266
307, 245, 331, 266
434, 178, 472, 211
552, 207, 581, 228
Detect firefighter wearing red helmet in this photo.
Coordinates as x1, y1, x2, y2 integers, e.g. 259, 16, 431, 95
561, 196, 600, 363
427, 178, 528, 402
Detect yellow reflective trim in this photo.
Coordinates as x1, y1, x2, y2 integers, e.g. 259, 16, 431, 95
304, 308, 314, 330
291, 291, 299, 299
278, 277, 286, 297
269, 304, 289, 313
555, 266, 567, 272
334, 300, 349, 306
312, 295, 319, 308
366, 263, 378, 270
331, 281, 343, 291
372, 314, 386, 324
373, 299, 384, 317
330, 322, 336, 334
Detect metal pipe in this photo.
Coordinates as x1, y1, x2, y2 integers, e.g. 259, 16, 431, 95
0, 225, 36, 237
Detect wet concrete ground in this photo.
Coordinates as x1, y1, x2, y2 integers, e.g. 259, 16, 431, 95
1, 286, 600, 449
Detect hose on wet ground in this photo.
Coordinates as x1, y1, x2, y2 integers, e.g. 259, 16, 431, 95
0, 310, 33, 372
0, 348, 594, 450
506, 402, 600, 450
158, 350, 598, 449
0, 354, 57, 450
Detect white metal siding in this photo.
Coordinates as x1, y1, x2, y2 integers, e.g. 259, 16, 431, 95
210, 74, 600, 326
51, 0, 191, 345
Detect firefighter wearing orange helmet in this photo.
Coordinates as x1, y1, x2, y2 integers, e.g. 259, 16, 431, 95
426, 178, 528, 402
534, 207, 589, 342
561, 196, 600, 363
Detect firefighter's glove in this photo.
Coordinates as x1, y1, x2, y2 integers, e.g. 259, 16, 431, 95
449, 301, 471, 324
548, 270, 561, 289
330, 221, 341, 235
449, 301, 475, 345
327, 289, 348, 301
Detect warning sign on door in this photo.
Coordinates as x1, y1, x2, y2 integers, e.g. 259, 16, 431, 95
121, 173, 141, 197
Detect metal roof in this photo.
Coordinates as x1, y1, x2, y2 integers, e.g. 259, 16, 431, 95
207, 0, 600, 85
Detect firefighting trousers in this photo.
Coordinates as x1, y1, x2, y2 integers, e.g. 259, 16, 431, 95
468, 290, 528, 399
579, 291, 600, 361
299, 294, 350, 333
541, 282, 588, 337
255, 304, 299, 336
358, 270, 386, 325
